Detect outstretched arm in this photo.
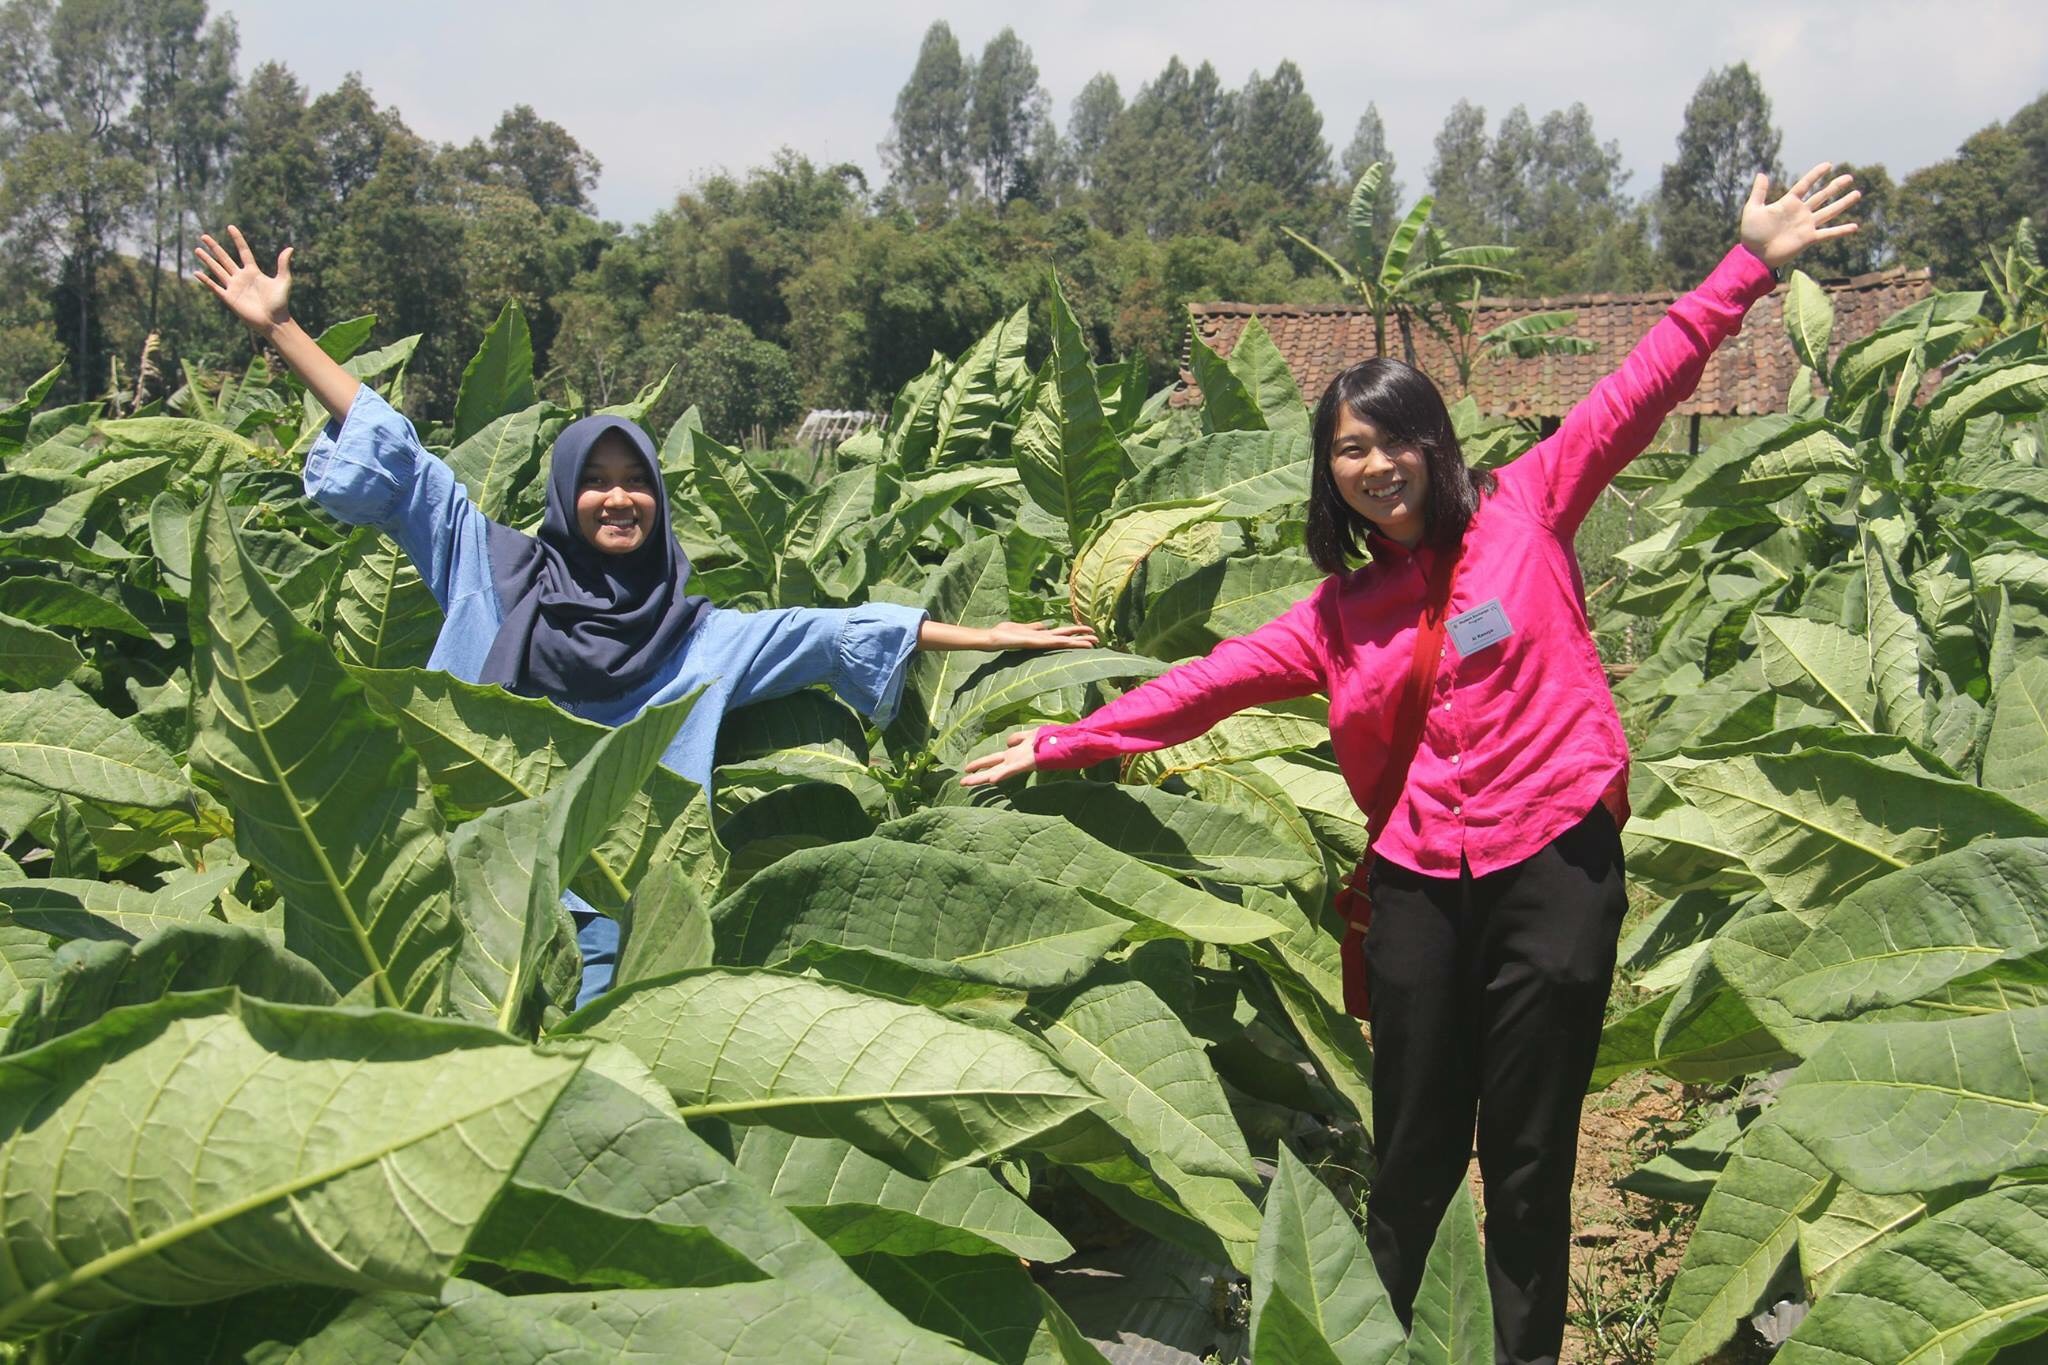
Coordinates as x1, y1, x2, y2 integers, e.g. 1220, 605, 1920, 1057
1517, 162, 1860, 535
962, 587, 1329, 787
919, 620, 1097, 652
193, 225, 359, 423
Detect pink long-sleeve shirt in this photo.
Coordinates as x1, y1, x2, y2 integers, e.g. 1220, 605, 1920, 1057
1035, 245, 1777, 880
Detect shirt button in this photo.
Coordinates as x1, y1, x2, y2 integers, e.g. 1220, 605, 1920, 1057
1453, 804, 1462, 816
1450, 754, 1461, 765
1442, 700, 1452, 711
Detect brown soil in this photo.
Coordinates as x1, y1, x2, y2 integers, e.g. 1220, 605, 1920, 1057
1560, 1073, 1693, 1364
1458, 1072, 1696, 1364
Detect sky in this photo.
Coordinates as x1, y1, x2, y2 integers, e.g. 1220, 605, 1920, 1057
227, 0, 2048, 225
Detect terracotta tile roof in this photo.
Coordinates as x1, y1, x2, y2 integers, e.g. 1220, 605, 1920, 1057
1176, 267, 1935, 418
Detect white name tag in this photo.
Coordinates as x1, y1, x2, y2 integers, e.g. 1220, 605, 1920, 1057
1446, 598, 1514, 657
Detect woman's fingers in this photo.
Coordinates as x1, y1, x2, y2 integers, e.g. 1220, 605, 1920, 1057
1746, 172, 1771, 210
1810, 187, 1862, 225
1809, 173, 1855, 205
227, 224, 256, 268
276, 246, 293, 279
1788, 162, 1831, 200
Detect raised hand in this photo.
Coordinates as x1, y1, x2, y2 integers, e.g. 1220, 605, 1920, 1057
193, 225, 293, 335
960, 728, 1043, 787
1740, 163, 1860, 271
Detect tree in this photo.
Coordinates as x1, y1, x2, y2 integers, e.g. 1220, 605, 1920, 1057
1067, 73, 1121, 191
966, 27, 1049, 207
1798, 160, 1892, 278
1427, 100, 1489, 245
881, 20, 971, 213
480, 104, 600, 211
1656, 63, 1783, 282
650, 310, 801, 444
0, 0, 151, 399
127, 0, 236, 346
1091, 57, 1234, 237
1894, 123, 2035, 285
1225, 60, 1328, 209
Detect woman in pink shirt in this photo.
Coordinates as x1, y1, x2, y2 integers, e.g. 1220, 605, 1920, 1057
966, 163, 1859, 1364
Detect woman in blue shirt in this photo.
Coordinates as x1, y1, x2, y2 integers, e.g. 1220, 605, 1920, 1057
195, 225, 1094, 1002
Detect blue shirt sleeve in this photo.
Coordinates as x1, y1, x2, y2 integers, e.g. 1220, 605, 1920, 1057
302, 386, 491, 613
712, 601, 930, 725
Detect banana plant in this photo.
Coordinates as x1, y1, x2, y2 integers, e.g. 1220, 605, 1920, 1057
1283, 163, 1518, 364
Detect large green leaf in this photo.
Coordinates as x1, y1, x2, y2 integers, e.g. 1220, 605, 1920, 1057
189, 490, 457, 1009
732, 1126, 1071, 1261
1654, 746, 2048, 910
0, 991, 584, 1338
566, 968, 1099, 1177
930, 307, 1027, 467
0, 870, 235, 943
1783, 270, 1834, 372
328, 530, 441, 670
888, 536, 1008, 746
930, 648, 1166, 763
1409, 1181, 1491, 1365
0, 925, 54, 1031
1656, 1116, 1832, 1365
1251, 1147, 1406, 1365
1012, 275, 1130, 546
1796, 1183, 1931, 1299
1986, 656, 2048, 811
1012, 781, 1322, 886
1189, 325, 1266, 434
1922, 359, 2048, 453
687, 426, 788, 570
0, 610, 82, 688
1732, 839, 2048, 1040
442, 402, 546, 521
444, 694, 694, 1032
1, 919, 335, 1055
1227, 316, 1310, 437
710, 836, 1128, 989
350, 666, 700, 913
79, 1277, 986, 1364
496, 1050, 886, 1306
1771, 1007, 2048, 1194
1752, 615, 1877, 732
874, 806, 1288, 944
450, 299, 537, 446
1863, 533, 1932, 742
1070, 499, 1222, 636
1779, 1184, 2048, 1365
846, 1249, 1097, 1364
0, 687, 203, 838
1116, 428, 1312, 518
1035, 974, 1255, 1181
1136, 552, 1324, 659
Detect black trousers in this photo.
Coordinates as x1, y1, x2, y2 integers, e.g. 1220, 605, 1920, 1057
1363, 803, 1627, 1365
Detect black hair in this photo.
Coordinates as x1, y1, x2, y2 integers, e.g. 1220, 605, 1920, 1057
1304, 358, 1495, 574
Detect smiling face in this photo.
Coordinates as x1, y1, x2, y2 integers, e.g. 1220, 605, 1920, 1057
1327, 407, 1431, 548
574, 433, 660, 556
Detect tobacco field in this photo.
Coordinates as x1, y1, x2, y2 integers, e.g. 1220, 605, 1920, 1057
2, 248, 2048, 1362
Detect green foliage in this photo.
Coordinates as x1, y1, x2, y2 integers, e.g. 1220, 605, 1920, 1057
1597, 277, 2048, 1362
0, 287, 1396, 1361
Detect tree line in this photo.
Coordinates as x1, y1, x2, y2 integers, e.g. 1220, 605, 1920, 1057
2, 4, 2044, 440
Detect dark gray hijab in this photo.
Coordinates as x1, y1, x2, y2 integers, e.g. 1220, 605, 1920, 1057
479, 415, 707, 701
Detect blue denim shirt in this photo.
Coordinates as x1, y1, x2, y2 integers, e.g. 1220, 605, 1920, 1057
305, 388, 926, 1001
